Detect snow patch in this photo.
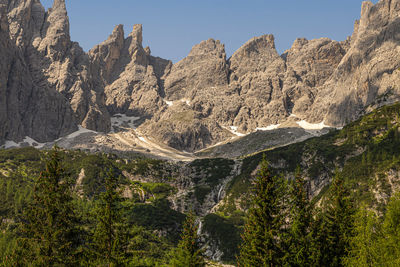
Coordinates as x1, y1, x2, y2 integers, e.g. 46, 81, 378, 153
111, 114, 140, 130
4, 140, 19, 149
164, 100, 173, 106
23, 136, 45, 148
180, 99, 190, 106
3, 136, 45, 149
225, 126, 246, 137
296, 120, 330, 130
137, 136, 149, 144
256, 124, 280, 131
289, 113, 299, 118
67, 126, 97, 139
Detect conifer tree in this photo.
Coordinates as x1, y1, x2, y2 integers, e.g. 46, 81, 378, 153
343, 205, 381, 267
91, 169, 128, 266
238, 156, 288, 266
313, 172, 355, 266
168, 211, 205, 267
379, 193, 400, 265
286, 166, 312, 266
14, 146, 80, 266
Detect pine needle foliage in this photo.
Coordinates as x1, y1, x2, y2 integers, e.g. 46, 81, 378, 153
13, 146, 80, 266
238, 156, 288, 266
168, 211, 205, 267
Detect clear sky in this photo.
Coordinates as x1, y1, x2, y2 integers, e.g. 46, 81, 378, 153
40, 0, 378, 62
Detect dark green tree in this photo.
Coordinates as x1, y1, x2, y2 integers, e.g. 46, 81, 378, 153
238, 156, 288, 266
90, 169, 128, 266
343, 205, 382, 267
379, 193, 400, 265
286, 166, 312, 266
312, 172, 355, 266
168, 211, 205, 267
14, 146, 80, 266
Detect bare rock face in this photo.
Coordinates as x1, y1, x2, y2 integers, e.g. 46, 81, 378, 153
140, 103, 232, 152
282, 37, 347, 116
227, 35, 287, 132
309, 0, 400, 126
0, 1, 77, 144
1, 0, 399, 152
89, 24, 171, 118
164, 39, 229, 101
7, 0, 110, 133
138, 39, 234, 151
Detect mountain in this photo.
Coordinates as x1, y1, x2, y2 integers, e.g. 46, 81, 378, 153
1, 0, 399, 155
1, 102, 400, 263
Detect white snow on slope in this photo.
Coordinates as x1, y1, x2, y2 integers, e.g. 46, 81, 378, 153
181, 99, 190, 106
23, 136, 45, 148
67, 126, 97, 139
296, 120, 330, 130
3, 136, 45, 149
223, 126, 246, 137
164, 100, 173, 106
4, 140, 19, 149
256, 124, 281, 131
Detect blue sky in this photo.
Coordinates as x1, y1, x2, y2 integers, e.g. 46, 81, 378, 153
40, 0, 378, 62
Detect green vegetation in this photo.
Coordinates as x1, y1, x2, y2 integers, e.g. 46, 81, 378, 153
238, 157, 288, 266
202, 213, 243, 263
167, 211, 205, 266
0, 147, 186, 266
1, 102, 400, 265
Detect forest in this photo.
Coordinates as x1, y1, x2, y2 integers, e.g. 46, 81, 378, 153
1, 103, 400, 266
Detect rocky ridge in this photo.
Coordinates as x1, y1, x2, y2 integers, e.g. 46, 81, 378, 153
1, 0, 399, 154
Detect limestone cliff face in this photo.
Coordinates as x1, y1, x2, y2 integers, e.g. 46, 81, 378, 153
0, 0, 77, 144
6, 0, 110, 135
309, 0, 400, 125
1, 0, 399, 152
89, 24, 171, 118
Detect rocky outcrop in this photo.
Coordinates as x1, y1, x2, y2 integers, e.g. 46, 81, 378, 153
1, 0, 399, 153
0, 0, 77, 144
282, 37, 347, 116
309, 0, 400, 125
7, 0, 110, 134
89, 24, 172, 118
164, 39, 229, 101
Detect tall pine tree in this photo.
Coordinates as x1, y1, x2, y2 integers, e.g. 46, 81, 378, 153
168, 211, 205, 267
14, 146, 80, 266
343, 205, 381, 267
286, 166, 312, 266
90, 169, 128, 266
312, 172, 355, 266
238, 156, 288, 266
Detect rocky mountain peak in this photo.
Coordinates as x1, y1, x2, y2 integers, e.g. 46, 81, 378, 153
129, 24, 143, 46
229, 34, 284, 78
163, 38, 228, 101
111, 24, 124, 42
188, 38, 226, 57
1, 0, 400, 155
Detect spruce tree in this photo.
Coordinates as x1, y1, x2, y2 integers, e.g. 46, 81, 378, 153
168, 211, 205, 267
313, 172, 355, 266
286, 166, 312, 266
14, 146, 80, 266
91, 169, 128, 266
379, 193, 400, 265
343, 205, 381, 267
238, 156, 288, 266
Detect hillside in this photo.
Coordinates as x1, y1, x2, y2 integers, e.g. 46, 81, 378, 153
1, 0, 399, 154
1, 102, 400, 264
